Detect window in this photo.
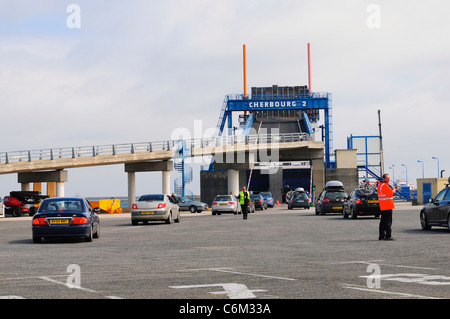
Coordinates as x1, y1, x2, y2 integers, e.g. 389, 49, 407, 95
139, 195, 164, 201
435, 189, 447, 202
40, 199, 84, 212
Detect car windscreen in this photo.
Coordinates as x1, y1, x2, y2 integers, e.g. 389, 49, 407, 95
325, 190, 348, 199
214, 196, 232, 201
39, 199, 84, 212
294, 193, 308, 199
139, 195, 164, 201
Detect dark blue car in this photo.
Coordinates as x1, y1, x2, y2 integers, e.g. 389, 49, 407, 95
32, 197, 100, 243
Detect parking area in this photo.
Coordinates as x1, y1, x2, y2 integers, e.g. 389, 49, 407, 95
0, 202, 448, 301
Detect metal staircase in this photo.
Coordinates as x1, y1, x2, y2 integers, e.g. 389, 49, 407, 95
173, 140, 193, 199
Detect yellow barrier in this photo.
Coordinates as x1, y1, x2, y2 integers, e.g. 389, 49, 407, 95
91, 199, 122, 214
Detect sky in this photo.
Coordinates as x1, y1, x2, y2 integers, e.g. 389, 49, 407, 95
0, 0, 449, 198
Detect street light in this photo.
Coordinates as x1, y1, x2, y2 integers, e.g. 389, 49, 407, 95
389, 165, 395, 183
417, 160, 424, 178
432, 156, 440, 178
401, 164, 408, 185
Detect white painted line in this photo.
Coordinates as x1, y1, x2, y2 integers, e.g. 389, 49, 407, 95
170, 283, 266, 299
332, 260, 437, 271
343, 284, 441, 299
182, 267, 297, 281
38, 276, 98, 293
0, 295, 25, 299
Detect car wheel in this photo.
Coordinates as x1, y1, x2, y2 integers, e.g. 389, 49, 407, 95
351, 208, 357, 219
420, 211, 431, 230
85, 226, 93, 242
166, 211, 173, 224
12, 207, 22, 217
175, 211, 180, 223
93, 222, 100, 238
343, 210, 349, 219
189, 206, 197, 213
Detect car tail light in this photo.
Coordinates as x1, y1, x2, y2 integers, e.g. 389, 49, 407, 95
157, 203, 166, 209
258, 200, 262, 203
322, 198, 330, 203
356, 199, 363, 204
228, 201, 235, 205
212, 202, 217, 206
32, 218, 48, 225
132, 204, 138, 209
70, 217, 89, 225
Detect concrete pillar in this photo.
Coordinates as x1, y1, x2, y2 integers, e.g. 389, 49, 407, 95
21, 183, 30, 191
228, 169, 239, 196
162, 170, 171, 194
128, 172, 136, 205
55, 182, 65, 197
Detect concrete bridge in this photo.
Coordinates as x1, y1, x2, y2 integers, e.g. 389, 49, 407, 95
0, 133, 324, 203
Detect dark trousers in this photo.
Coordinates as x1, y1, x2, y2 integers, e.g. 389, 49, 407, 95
242, 202, 249, 219
379, 209, 393, 239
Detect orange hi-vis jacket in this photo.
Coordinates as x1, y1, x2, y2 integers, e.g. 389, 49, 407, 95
377, 182, 395, 211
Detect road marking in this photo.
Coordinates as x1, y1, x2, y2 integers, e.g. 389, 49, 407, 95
332, 260, 438, 271
359, 273, 450, 286
343, 284, 441, 299
170, 283, 266, 299
2, 275, 123, 299
182, 267, 297, 281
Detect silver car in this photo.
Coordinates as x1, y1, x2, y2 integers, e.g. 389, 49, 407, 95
131, 194, 180, 225
175, 196, 208, 213
211, 195, 241, 215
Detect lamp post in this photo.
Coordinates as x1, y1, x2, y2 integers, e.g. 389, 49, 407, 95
401, 164, 408, 185
389, 165, 395, 184
432, 156, 439, 178
417, 160, 424, 178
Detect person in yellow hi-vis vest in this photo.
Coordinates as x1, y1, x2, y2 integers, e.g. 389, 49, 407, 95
377, 174, 398, 241
239, 186, 251, 220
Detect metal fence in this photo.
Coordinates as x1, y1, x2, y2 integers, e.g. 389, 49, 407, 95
0, 133, 310, 165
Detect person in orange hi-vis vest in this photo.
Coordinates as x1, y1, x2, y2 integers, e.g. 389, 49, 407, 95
377, 174, 398, 241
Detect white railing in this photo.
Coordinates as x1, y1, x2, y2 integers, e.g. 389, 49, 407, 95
0, 133, 309, 165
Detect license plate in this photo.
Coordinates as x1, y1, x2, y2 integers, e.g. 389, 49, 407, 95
332, 206, 343, 210
142, 211, 154, 215
368, 200, 378, 203
296, 200, 305, 203
219, 204, 227, 206
49, 219, 70, 224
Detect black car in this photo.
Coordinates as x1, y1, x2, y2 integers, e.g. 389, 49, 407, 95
288, 192, 310, 210
343, 188, 381, 219
315, 181, 348, 215
32, 197, 100, 243
420, 184, 450, 231
250, 194, 267, 210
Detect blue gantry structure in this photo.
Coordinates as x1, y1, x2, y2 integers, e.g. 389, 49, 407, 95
213, 86, 333, 167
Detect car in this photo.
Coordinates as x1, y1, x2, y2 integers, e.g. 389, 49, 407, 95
175, 196, 208, 213
288, 192, 310, 210
315, 181, 348, 215
211, 195, 241, 215
343, 188, 380, 219
420, 183, 450, 231
131, 194, 180, 225
0, 198, 4, 217
31, 197, 100, 243
250, 194, 267, 210
259, 192, 274, 207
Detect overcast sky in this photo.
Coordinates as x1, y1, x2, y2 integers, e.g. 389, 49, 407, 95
1, 0, 449, 198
